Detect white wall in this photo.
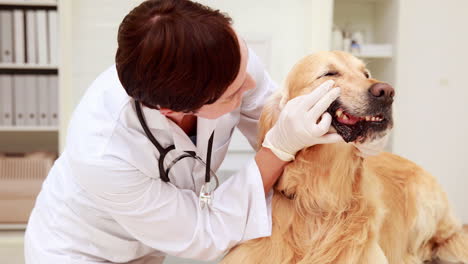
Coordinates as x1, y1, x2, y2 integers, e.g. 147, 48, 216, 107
394, 0, 468, 222
59, 0, 143, 149
65, 0, 141, 107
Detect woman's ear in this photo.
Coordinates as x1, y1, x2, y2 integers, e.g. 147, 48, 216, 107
159, 108, 189, 117
257, 90, 284, 149
158, 108, 173, 116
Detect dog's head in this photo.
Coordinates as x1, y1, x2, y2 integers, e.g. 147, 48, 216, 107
276, 51, 394, 143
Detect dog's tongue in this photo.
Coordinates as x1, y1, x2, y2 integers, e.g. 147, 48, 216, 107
337, 114, 360, 125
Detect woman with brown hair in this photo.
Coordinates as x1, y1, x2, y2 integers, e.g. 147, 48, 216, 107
24, 0, 385, 263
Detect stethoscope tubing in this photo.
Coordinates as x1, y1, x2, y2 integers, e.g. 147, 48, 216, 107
134, 100, 215, 185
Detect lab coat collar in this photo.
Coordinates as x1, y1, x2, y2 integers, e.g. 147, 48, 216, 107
140, 104, 217, 160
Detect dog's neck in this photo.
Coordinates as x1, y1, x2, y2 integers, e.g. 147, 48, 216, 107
275, 142, 364, 213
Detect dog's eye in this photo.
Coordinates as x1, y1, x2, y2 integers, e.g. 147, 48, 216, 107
320, 71, 339, 78
364, 72, 370, 78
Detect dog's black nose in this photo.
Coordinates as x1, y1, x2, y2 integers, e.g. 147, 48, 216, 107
368, 83, 395, 104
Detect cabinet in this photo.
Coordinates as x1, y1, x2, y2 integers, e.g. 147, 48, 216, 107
0, 0, 59, 228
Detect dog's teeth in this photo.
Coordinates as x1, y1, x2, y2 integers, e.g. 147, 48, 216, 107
372, 117, 377, 121
342, 115, 349, 120
336, 110, 343, 117
366, 116, 371, 121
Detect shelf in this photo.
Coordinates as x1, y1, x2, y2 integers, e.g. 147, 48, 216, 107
0, 126, 59, 132
0, 224, 27, 231
0, 63, 58, 70
0, 0, 57, 7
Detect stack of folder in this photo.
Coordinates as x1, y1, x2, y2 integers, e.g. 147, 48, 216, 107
0, 7, 59, 127
0, 74, 58, 127
0, 8, 58, 65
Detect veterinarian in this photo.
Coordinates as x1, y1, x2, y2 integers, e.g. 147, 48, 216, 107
24, 0, 387, 263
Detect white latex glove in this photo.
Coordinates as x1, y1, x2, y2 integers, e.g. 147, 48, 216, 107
352, 133, 390, 158
262, 80, 344, 161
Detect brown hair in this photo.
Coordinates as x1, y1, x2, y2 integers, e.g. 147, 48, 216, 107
115, 0, 241, 112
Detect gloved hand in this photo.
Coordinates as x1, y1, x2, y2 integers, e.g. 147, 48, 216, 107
262, 80, 343, 161
352, 133, 390, 158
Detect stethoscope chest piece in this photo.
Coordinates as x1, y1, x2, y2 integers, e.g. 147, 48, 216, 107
198, 170, 219, 209
199, 183, 213, 209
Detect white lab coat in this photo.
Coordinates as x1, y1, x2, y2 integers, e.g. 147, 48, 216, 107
24, 48, 277, 264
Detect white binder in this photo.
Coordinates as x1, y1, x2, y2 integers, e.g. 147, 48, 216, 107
35, 10, 48, 65
47, 10, 58, 66
0, 75, 14, 126
48, 75, 58, 126
24, 75, 38, 126
37, 75, 49, 126
13, 9, 25, 64
25, 10, 37, 65
0, 10, 14, 63
13, 75, 27, 126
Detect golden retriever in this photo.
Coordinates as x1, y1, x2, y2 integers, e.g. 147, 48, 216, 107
221, 51, 468, 264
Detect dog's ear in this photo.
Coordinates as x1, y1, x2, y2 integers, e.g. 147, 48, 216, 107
257, 90, 284, 148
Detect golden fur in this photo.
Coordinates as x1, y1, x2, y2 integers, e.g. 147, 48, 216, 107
221, 51, 468, 264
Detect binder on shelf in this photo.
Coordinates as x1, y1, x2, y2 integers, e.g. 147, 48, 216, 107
13, 75, 26, 126
35, 10, 48, 65
24, 75, 38, 126
48, 75, 58, 126
0, 10, 14, 63
37, 75, 48, 126
13, 9, 25, 64
47, 10, 58, 66
0, 75, 14, 126
25, 10, 37, 65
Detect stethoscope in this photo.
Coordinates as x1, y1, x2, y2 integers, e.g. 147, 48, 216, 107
134, 100, 219, 209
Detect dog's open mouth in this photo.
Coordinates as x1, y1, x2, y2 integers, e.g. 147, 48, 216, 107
334, 108, 384, 125
327, 100, 392, 143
